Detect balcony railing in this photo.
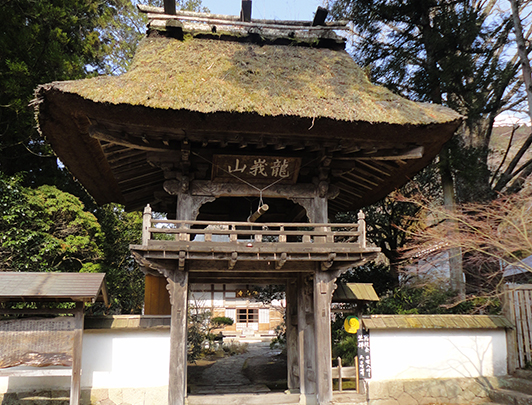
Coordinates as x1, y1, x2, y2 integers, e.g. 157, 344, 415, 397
142, 205, 367, 248
136, 205, 379, 269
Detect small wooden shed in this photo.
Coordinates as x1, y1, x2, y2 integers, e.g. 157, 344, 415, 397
0, 272, 108, 405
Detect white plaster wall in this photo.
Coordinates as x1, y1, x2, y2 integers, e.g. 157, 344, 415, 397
82, 329, 170, 388
1, 328, 170, 392
369, 329, 507, 381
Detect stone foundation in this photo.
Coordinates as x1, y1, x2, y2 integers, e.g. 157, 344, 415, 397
0, 386, 168, 405
367, 377, 499, 404
0, 378, 505, 405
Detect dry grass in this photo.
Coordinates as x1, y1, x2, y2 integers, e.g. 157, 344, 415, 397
55, 35, 460, 125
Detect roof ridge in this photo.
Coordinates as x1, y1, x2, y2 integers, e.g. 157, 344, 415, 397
137, 4, 350, 31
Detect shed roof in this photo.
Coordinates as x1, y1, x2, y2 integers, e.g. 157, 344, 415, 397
362, 314, 513, 330
333, 282, 380, 302
0, 272, 108, 304
503, 255, 532, 278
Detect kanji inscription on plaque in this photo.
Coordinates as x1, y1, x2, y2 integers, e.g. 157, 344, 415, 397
0, 317, 75, 368
357, 328, 371, 379
212, 155, 301, 184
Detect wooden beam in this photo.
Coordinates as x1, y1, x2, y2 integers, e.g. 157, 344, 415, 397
148, 13, 349, 30
337, 177, 373, 191
356, 146, 424, 161
89, 125, 173, 152
105, 149, 147, 165
335, 183, 363, 199
351, 164, 389, 183
191, 180, 319, 199
355, 160, 392, 177
187, 260, 314, 272
139, 4, 349, 27
343, 172, 379, 187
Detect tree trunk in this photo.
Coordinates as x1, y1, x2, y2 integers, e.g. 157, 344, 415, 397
509, 0, 532, 123
439, 145, 466, 299
420, 6, 465, 299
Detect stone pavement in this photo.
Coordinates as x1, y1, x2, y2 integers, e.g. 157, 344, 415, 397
189, 340, 277, 394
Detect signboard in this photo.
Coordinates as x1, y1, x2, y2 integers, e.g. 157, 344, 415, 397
0, 317, 75, 368
357, 328, 371, 379
212, 155, 301, 184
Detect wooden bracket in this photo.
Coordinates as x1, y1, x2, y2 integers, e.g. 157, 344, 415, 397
321, 253, 336, 271
229, 251, 238, 270
276, 252, 287, 270
178, 251, 186, 270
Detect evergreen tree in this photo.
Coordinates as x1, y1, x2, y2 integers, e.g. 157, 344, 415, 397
0, 0, 110, 186
329, 0, 522, 199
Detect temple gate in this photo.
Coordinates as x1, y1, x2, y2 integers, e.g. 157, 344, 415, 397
34, 2, 462, 403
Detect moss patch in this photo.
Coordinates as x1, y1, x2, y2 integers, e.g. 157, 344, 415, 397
55, 36, 460, 125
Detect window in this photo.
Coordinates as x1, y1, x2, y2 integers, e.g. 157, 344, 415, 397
237, 308, 258, 325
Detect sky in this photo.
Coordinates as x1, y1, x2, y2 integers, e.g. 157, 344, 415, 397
199, 0, 324, 21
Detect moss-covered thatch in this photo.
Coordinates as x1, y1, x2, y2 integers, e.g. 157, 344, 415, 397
54, 35, 459, 125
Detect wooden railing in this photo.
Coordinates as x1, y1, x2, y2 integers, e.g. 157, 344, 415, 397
141, 204, 367, 248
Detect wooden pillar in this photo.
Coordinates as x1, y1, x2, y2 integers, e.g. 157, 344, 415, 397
286, 278, 299, 391
70, 301, 84, 405
168, 268, 188, 405
166, 192, 194, 405
298, 273, 317, 403
308, 196, 334, 405
314, 270, 335, 405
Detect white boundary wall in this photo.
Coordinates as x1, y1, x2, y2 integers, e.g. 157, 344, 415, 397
0, 329, 170, 392
0, 323, 509, 393
369, 328, 507, 381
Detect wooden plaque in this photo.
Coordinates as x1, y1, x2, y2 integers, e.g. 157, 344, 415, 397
212, 155, 301, 184
0, 317, 75, 368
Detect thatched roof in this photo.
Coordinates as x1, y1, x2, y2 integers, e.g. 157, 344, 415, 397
34, 25, 462, 216
51, 36, 458, 126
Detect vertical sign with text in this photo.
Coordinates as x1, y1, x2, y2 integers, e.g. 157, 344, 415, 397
357, 328, 371, 379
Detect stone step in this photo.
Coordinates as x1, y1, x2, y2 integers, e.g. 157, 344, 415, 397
186, 392, 300, 405
489, 388, 532, 405
515, 370, 532, 380
500, 376, 532, 396
331, 391, 367, 404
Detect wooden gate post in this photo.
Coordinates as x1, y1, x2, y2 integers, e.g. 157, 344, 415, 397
286, 278, 300, 391
314, 270, 335, 405
502, 284, 518, 373
70, 302, 84, 405
298, 273, 317, 402
168, 269, 188, 405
